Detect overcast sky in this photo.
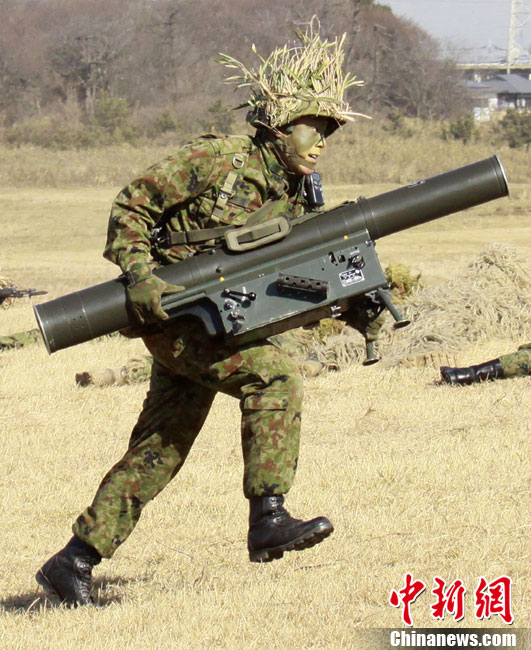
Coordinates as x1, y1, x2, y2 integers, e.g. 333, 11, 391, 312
383, 0, 531, 61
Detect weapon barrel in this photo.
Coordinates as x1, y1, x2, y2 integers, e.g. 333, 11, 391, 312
345, 154, 508, 240
34, 277, 130, 353
34, 155, 509, 353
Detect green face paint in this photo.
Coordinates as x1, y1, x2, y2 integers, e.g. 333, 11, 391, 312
280, 116, 333, 175
289, 123, 324, 156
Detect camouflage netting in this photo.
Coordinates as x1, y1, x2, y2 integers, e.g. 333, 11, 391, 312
384, 263, 424, 303
302, 244, 531, 370
382, 243, 531, 366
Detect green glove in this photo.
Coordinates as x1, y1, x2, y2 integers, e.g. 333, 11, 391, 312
126, 262, 184, 325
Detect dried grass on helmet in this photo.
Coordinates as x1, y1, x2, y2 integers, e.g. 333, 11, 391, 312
217, 16, 368, 129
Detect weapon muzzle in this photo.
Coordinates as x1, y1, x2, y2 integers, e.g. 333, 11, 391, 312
355, 155, 509, 240
34, 277, 129, 354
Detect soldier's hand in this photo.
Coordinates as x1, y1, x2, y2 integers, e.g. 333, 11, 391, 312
126, 262, 184, 325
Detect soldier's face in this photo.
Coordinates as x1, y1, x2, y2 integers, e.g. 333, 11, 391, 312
281, 116, 333, 175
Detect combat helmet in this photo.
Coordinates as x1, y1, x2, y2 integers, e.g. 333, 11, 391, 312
217, 16, 368, 136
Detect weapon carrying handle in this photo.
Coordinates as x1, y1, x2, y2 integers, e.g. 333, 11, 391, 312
224, 216, 291, 252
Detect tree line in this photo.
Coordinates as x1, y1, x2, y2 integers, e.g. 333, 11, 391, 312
0, 0, 472, 147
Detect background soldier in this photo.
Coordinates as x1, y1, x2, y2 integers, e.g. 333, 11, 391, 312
75, 330, 326, 387
0, 276, 45, 351
441, 343, 531, 384
0, 328, 41, 351
36, 19, 370, 607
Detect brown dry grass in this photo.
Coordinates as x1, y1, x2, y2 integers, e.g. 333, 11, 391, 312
0, 118, 530, 189
0, 177, 530, 648
310, 243, 531, 370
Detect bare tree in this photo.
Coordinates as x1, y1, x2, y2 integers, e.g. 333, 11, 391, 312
0, 0, 471, 133
377, 17, 469, 119
46, 0, 137, 118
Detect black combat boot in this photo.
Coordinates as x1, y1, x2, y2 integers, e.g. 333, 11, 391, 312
440, 358, 505, 385
36, 536, 101, 607
248, 495, 334, 562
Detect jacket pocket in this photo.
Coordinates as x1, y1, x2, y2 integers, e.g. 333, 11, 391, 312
242, 392, 289, 411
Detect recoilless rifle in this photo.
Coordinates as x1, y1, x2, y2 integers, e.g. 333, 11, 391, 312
34, 156, 509, 361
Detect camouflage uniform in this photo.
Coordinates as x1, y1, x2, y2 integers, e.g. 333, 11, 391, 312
71, 134, 312, 558
499, 343, 531, 377
0, 328, 41, 350
76, 329, 325, 387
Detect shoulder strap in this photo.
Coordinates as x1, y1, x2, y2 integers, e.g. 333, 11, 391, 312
210, 151, 249, 222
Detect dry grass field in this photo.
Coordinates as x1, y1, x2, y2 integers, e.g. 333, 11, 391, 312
0, 153, 530, 649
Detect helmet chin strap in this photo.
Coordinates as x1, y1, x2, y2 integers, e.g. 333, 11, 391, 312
256, 125, 302, 175
256, 121, 317, 174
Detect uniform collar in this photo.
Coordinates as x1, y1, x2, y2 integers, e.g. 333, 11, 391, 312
254, 136, 292, 187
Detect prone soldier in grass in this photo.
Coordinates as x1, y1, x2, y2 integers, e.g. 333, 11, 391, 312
75, 330, 326, 387
440, 343, 531, 384
0, 276, 45, 351
36, 19, 373, 606
0, 328, 41, 351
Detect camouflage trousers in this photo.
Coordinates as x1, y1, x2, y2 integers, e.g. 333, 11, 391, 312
0, 328, 40, 349
499, 342, 531, 377
72, 320, 303, 558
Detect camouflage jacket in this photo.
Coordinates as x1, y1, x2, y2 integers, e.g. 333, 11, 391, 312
104, 134, 310, 272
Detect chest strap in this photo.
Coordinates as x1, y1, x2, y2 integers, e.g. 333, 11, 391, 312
167, 225, 233, 245
166, 216, 291, 251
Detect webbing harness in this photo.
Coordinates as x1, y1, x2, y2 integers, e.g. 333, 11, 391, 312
151, 150, 314, 253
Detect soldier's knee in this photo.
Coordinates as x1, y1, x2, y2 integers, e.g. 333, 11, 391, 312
285, 370, 304, 400
242, 371, 303, 414
269, 368, 304, 403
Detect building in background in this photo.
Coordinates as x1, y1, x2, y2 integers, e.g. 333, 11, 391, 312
465, 72, 531, 119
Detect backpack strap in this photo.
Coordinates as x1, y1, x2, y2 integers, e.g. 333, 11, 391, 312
166, 215, 290, 250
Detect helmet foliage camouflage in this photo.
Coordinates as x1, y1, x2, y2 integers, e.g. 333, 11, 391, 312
217, 16, 368, 132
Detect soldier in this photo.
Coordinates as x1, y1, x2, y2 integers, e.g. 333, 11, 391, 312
75, 354, 154, 387
0, 328, 41, 351
0, 328, 118, 353
0, 274, 46, 351
440, 343, 531, 384
36, 19, 370, 607
0, 276, 45, 351
75, 330, 325, 387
